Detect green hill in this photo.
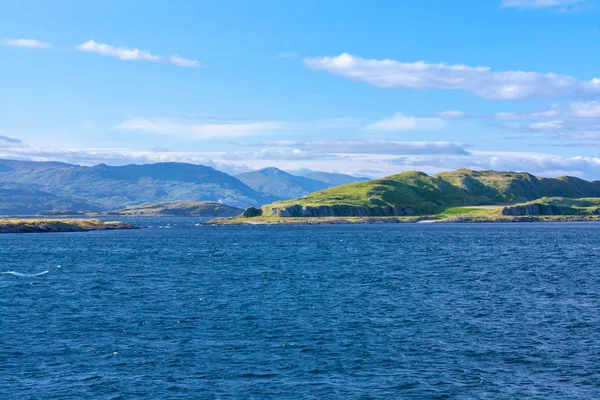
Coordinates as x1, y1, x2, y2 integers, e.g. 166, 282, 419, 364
501, 197, 600, 216
244, 169, 600, 218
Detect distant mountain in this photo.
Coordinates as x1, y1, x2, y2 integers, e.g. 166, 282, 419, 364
235, 167, 330, 198
302, 171, 368, 186
0, 160, 277, 214
0, 159, 73, 172
0, 187, 100, 215
255, 169, 600, 217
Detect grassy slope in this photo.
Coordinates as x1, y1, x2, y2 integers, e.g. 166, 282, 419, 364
263, 171, 500, 215
237, 169, 600, 220
502, 197, 600, 215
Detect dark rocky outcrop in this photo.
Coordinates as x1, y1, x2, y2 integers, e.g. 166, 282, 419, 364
501, 204, 573, 216
241, 206, 263, 218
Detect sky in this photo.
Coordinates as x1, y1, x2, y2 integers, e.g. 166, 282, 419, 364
2, 0, 600, 178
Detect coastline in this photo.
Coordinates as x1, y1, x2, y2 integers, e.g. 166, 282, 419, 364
205, 215, 600, 226
0, 219, 136, 234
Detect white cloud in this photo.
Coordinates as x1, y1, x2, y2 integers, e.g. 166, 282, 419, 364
304, 53, 600, 100
236, 140, 470, 155
366, 113, 445, 131
501, 0, 586, 9
435, 111, 467, 118
1, 38, 50, 48
390, 152, 600, 179
256, 148, 315, 160
168, 55, 204, 68
529, 120, 564, 131
496, 101, 600, 139
494, 101, 600, 120
494, 107, 562, 120
75, 39, 202, 67
568, 101, 600, 117
113, 117, 283, 139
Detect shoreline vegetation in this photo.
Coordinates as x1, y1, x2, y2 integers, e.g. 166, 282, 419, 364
205, 210, 600, 225
0, 219, 135, 234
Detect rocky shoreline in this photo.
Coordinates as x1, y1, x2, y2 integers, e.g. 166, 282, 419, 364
206, 215, 600, 226
0, 219, 136, 234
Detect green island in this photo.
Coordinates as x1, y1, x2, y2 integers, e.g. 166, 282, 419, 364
0, 219, 135, 234
207, 169, 600, 225
38, 202, 244, 218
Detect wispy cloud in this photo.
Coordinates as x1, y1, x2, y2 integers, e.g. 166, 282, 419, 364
235, 140, 471, 155
1, 38, 50, 48
75, 39, 203, 67
304, 53, 600, 100
223, 148, 316, 161
168, 55, 203, 68
0, 135, 25, 146
435, 111, 468, 118
366, 113, 445, 131
495, 100, 600, 140
390, 153, 600, 178
113, 117, 283, 139
501, 0, 587, 9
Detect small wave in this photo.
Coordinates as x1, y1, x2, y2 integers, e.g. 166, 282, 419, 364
2, 270, 49, 277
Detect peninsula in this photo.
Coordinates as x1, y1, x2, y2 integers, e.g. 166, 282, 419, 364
208, 169, 600, 225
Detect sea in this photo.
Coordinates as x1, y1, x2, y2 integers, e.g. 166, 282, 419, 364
1, 218, 599, 399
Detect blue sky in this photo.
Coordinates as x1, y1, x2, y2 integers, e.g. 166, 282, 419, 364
2, 0, 600, 178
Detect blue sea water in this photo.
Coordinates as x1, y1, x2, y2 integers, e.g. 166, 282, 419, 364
1, 219, 600, 399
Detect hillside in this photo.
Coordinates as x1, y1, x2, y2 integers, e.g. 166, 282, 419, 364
235, 167, 330, 198
501, 197, 600, 216
0, 160, 276, 214
104, 202, 243, 217
241, 169, 600, 218
435, 169, 600, 202
0, 187, 100, 215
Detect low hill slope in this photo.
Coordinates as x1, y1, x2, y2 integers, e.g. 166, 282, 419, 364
250, 169, 600, 218
436, 169, 600, 202
501, 197, 600, 216
235, 167, 329, 198
106, 202, 243, 217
